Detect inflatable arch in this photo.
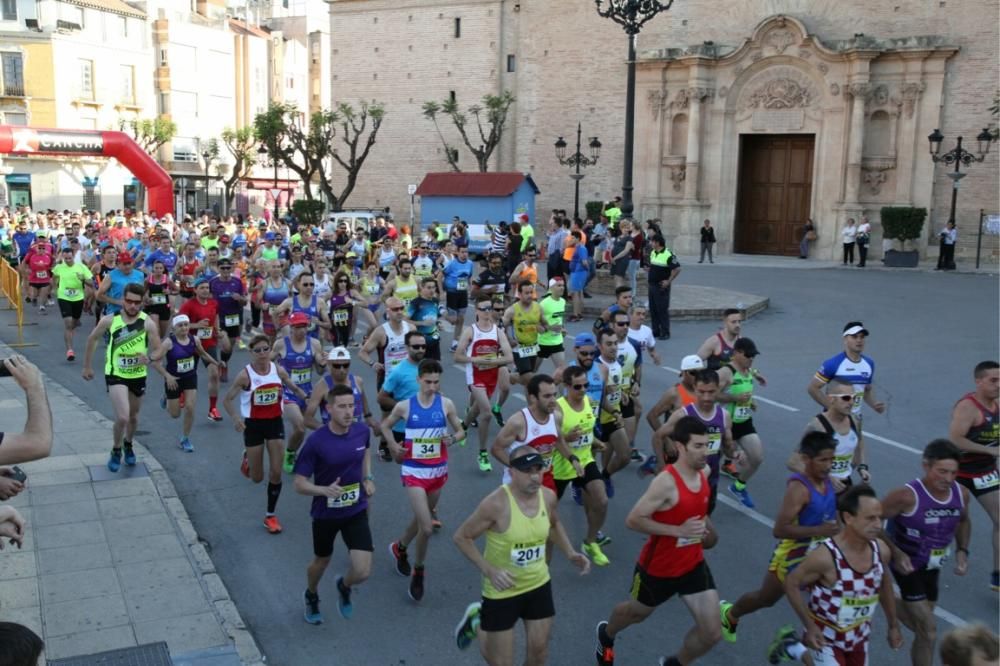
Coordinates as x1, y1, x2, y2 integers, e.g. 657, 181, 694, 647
0, 125, 174, 217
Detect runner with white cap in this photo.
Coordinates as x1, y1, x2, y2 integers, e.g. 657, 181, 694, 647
807, 321, 885, 426
304, 346, 378, 436
639, 354, 705, 476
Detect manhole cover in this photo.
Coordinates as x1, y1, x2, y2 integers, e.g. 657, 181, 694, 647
47, 641, 171, 665
88, 462, 150, 482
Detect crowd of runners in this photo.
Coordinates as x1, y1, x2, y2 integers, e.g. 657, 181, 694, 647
3, 207, 997, 666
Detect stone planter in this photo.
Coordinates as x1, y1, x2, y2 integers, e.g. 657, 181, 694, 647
882, 249, 920, 267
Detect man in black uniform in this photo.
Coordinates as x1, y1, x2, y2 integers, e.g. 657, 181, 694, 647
646, 234, 681, 341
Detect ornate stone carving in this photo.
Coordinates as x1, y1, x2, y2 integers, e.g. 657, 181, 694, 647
745, 78, 814, 110
847, 82, 871, 99
751, 50, 764, 62
798, 49, 812, 59
765, 28, 795, 54
829, 83, 841, 96
817, 63, 829, 74
718, 86, 729, 99
648, 88, 669, 120
669, 165, 686, 192
865, 84, 889, 108
899, 82, 925, 118
686, 87, 715, 103
673, 88, 689, 110
863, 169, 888, 195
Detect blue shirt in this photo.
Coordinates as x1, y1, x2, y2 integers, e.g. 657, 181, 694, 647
547, 228, 567, 256
144, 249, 179, 273
815, 351, 875, 415
12, 231, 35, 258
570, 245, 589, 273
104, 268, 146, 314
441, 258, 473, 292
383, 359, 419, 433
408, 297, 440, 341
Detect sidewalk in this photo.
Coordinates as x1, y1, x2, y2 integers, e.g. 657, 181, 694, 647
0, 341, 262, 665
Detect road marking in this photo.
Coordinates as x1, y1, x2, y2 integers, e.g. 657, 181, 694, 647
662, 367, 799, 412
716, 494, 967, 627
861, 430, 923, 455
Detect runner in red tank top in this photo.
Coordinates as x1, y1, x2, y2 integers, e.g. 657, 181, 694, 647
595, 415, 723, 666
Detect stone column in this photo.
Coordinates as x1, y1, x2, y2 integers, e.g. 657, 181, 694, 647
844, 82, 870, 204
683, 87, 712, 201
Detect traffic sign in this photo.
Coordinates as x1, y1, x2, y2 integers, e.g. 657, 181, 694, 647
269, 188, 282, 200
407, 184, 417, 195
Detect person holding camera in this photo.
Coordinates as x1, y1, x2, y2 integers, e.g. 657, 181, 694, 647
0, 356, 53, 468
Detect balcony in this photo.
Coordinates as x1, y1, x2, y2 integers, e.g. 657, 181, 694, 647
1, 82, 24, 97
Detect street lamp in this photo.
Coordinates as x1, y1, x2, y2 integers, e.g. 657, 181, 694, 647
595, 0, 673, 223
201, 149, 211, 215
927, 127, 994, 226
554, 123, 601, 221
258, 143, 281, 221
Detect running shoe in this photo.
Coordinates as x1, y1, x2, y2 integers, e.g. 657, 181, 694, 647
107, 449, 122, 473
572, 484, 583, 506
179, 437, 194, 453
449, 340, 459, 352
637, 455, 659, 478
160, 394, 167, 410
431, 510, 443, 530
123, 447, 137, 466
491, 404, 504, 427
178, 392, 186, 408
390, 541, 411, 577
629, 447, 643, 462
46, 298, 54, 306
240, 452, 250, 478
208, 407, 223, 422
766, 624, 798, 664
583, 541, 610, 567
728, 481, 756, 509
335, 576, 353, 619
454, 601, 481, 650
283, 449, 296, 474
596, 531, 612, 546
303, 589, 323, 625
408, 566, 425, 602
603, 475, 615, 499
719, 600, 737, 643
66, 349, 75, 362
263, 515, 283, 534
478, 451, 493, 473
992, 570, 999, 592
595, 621, 615, 666
39, 305, 46, 315
721, 459, 738, 479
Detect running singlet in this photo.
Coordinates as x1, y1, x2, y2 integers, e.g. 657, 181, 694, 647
105, 313, 149, 379
465, 323, 501, 388
330, 293, 352, 329
955, 393, 999, 484
512, 302, 542, 350
725, 364, 754, 424
617, 339, 638, 397
379, 321, 412, 375
597, 357, 624, 424
815, 352, 875, 416
537, 296, 565, 347
145, 277, 170, 308
179, 298, 218, 348
482, 486, 550, 599
552, 396, 596, 480
280, 337, 314, 402
177, 259, 200, 294
816, 413, 860, 480
209, 276, 244, 326
504, 408, 559, 481
394, 276, 418, 308
292, 294, 322, 337
402, 394, 448, 472
636, 465, 710, 577
568, 360, 604, 416
683, 403, 725, 486
442, 259, 473, 292
26, 250, 53, 283
677, 383, 697, 408
886, 479, 963, 571
240, 362, 283, 419
768, 473, 836, 578
320, 374, 364, 425
707, 333, 736, 370
808, 538, 884, 652
52, 262, 90, 301
165, 334, 198, 378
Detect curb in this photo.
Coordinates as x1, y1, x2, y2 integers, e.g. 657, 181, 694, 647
27, 366, 264, 666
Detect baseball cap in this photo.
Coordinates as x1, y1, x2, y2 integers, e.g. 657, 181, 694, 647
509, 451, 545, 471
574, 332, 597, 348
680, 355, 705, 371
734, 337, 760, 357
117, 253, 133, 265
327, 346, 351, 362
548, 277, 564, 287
264, 232, 276, 241
220, 235, 230, 243
36, 230, 47, 237
842, 321, 869, 337
288, 312, 310, 327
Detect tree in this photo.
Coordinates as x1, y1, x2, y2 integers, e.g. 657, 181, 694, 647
218, 127, 258, 214
422, 91, 515, 172
254, 103, 321, 201
117, 115, 177, 211
320, 101, 386, 212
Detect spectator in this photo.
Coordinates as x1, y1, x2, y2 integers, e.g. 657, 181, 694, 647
609, 223, 632, 289
0, 622, 43, 664
0, 356, 52, 466
937, 220, 957, 270
0, 506, 26, 550
646, 234, 681, 340
545, 216, 567, 282
800, 218, 816, 259
841, 217, 857, 265
627, 221, 645, 293
566, 231, 589, 322
699, 219, 716, 264
940, 623, 998, 666
856, 215, 872, 267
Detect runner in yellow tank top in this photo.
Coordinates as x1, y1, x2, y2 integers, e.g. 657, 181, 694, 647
503, 280, 550, 388
453, 448, 590, 662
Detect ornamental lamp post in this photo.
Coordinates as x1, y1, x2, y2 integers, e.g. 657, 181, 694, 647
554, 123, 601, 221
201, 149, 211, 215
595, 0, 673, 223
927, 127, 994, 227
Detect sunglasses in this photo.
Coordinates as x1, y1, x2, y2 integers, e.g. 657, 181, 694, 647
330, 363, 350, 370
577, 350, 596, 357
829, 394, 854, 402
300, 282, 315, 287
477, 307, 491, 312
409, 344, 426, 350
252, 346, 271, 353
570, 383, 588, 390
614, 321, 629, 327
493, 308, 505, 313
389, 306, 405, 312
123, 298, 143, 305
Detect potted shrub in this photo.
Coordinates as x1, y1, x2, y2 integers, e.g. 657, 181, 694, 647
880, 206, 927, 267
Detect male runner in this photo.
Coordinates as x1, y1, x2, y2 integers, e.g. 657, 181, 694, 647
272, 312, 327, 472
696, 308, 742, 370
882, 439, 971, 666
593, 285, 632, 333
360, 296, 413, 460
807, 321, 885, 423
610, 311, 642, 461
770, 484, 903, 665
720, 432, 839, 644
537, 278, 567, 371
595, 416, 721, 666
23, 236, 54, 314
471, 252, 509, 305
82, 282, 162, 472
96, 251, 145, 316
947, 360, 998, 591
377, 330, 427, 465
304, 347, 377, 434
452, 447, 590, 663
503, 280, 549, 388
179, 278, 228, 422
380, 359, 465, 602
718, 337, 766, 508
407, 277, 443, 360
383, 257, 419, 310
210, 257, 247, 375
594, 327, 631, 496
223, 334, 307, 534
440, 244, 474, 352
644, 355, 704, 465
294, 384, 375, 625
51, 245, 93, 360
455, 295, 514, 473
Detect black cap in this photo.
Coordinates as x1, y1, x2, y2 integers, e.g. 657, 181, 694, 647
509, 451, 545, 471
218, 258, 233, 268
734, 337, 759, 357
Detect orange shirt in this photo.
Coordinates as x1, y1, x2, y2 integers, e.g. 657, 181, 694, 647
562, 231, 587, 261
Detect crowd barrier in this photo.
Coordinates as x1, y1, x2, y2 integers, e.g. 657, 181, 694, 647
0, 261, 38, 348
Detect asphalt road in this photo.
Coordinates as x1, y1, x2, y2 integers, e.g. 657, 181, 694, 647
5, 262, 998, 666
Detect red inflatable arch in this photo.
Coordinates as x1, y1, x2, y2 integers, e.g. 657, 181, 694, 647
0, 125, 174, 217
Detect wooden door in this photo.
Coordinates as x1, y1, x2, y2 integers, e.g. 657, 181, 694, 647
735, 134, 814, 255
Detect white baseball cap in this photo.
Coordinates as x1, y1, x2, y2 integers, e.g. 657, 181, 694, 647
680, 355, 705, 371
327, 346, 351, 362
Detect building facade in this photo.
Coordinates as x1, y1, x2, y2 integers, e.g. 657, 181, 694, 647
328, 0, 999, 262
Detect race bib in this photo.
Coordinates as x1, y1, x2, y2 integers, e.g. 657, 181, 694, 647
676, 535, 702, 547
333, 310, 349, 324
511, 543, 545, 567
831, 454, 853, 476
573, 432, 593, 449
197, 327, 213, 339
707, 433, 722, 454
291, 368, 311, 385
150, 293, 167, 305
176, 357, 195, 373
973, 470, 999, 491
63, 288, 79, 298
411, 438, 441, 459
117, 355, 141, 369
852, 390, 864, 413
734, 405, 752, 420
927, 547, 949, 570
516, 344, 539, 358
224, 314, 240, 327
253, 387, 279, 406
326, 483, 360, 509
456, 278, 468, 290
836, 595, 878, 629
35, 271, 47, 279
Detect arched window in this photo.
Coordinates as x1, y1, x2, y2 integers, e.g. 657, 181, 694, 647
865, 110, 891, 156
670, 113, 688, 157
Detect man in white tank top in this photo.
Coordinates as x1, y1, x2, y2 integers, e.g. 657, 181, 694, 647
359, 296, 413, 461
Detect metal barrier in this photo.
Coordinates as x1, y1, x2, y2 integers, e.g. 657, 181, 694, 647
0, 261, 38, 347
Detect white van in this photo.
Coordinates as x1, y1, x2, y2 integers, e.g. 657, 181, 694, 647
326, 211, 377, 235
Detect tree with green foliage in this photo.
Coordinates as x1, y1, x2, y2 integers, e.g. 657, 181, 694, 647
218, 127, 258, 214
117, 115, 177, 211
422, 91, 515, 172
321, 101, 386, 212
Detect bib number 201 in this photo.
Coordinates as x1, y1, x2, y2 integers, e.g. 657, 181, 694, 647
511, 544, 545, 567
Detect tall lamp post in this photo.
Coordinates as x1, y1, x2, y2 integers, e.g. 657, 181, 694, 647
257, 143, 281, 221
595, 0, 673, 222
201, 149, 211, 215
555, 124, 601, 221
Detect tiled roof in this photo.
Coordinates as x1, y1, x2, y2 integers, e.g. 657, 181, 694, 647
415, 172, 539, 197
63, 0, 146, 19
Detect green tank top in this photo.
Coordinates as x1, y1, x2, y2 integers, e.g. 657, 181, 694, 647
260, 246, 279, 261
482, 485, 551, 599
512, 302, 541, 346
725, 364, 754, 424
394, 276, 418, 307
552, 396, 596, 480
105, 312, 149, 379
537, 295, 565, 346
